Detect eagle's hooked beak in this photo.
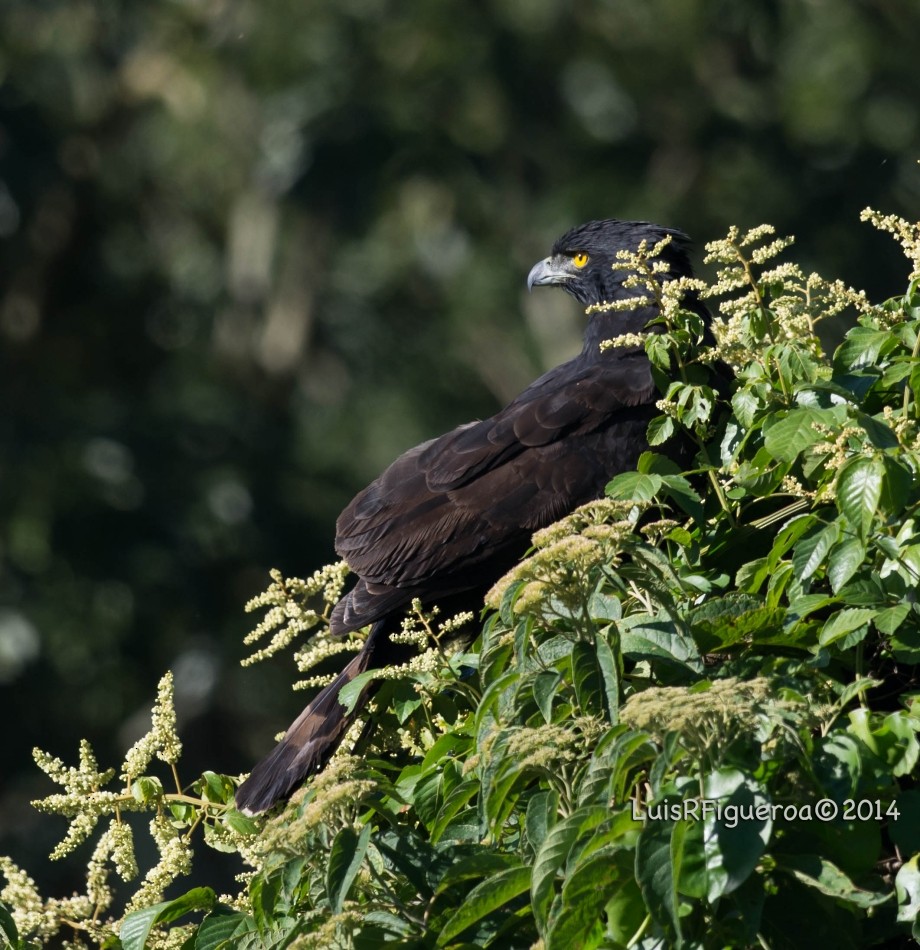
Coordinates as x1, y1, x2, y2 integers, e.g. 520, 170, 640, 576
527, 257, 569, 291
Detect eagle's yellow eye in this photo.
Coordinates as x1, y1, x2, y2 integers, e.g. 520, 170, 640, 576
573, 252, 589, 268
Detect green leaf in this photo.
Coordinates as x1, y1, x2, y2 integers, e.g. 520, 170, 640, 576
546, 847, 624, 950
431, 780, 480, 844
819, 608, 875, 647
658, 473, 704, 523
532, 806, 607, 935
200, 771, 233, 803
435, 852, 520, 894
0, 903, 18, 949
131, 776, 164, 804
587, 591, 621, 621
572, 641, 604, 717
814, 733, 863, 801
779, 854, 891, 908
855, 411, 899, 449
890, 790, 920, 856
603, 873, 647, 946
792, 521, 839, 581
731, 387, 760, 428
836, 456, 884, 538
436, 866, 530, 946
896, 856, 920, 925
121, 888, 216, 950
248, 870, 282, 933
223, 809, 259, 836
874, 602, 911, 635
647, 414, 675, 446
763, 407, 834, 462
532, 671, 560, 723
620, 618, 702, 673
834, 326, 898, 373
826, 536, 867, 593
594, 631, 620, 722
891, 621, 920, 663
605, 471, 664, 503
689, 593, 785, 652
699, 770, 772, 901
525, 790, 558, 855
327, 824, 370, 913
194, 910, 251, 950
847, 708, 920, 777
881, 455, 914, 515
635, 809, 686, 945
637, 451, 681, 475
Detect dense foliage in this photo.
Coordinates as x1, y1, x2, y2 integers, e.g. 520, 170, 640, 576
3, 213, 920, 948
4, 5, 920, 875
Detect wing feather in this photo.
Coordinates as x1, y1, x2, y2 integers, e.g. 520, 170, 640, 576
334, 350, 655, 600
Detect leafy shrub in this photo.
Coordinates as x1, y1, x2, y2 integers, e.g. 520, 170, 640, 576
3, 211, 920, 949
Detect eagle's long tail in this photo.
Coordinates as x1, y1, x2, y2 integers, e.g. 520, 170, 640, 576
235, 620, 393, 815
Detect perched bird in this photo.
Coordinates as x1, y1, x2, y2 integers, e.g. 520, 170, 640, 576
236, 218, 710, 814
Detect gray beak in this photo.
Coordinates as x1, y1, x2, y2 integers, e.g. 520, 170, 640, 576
527, 257, 557, 291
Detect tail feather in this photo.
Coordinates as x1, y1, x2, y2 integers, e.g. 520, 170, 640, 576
235, 634, 379, 815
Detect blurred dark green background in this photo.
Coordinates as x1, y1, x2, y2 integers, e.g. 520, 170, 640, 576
2, 0, 919, 896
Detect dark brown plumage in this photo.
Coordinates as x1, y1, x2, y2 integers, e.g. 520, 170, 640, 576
235, 219, 710, 814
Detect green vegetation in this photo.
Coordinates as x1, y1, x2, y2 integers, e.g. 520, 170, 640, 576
3, 211, 920, 947
5, 0, 920, 918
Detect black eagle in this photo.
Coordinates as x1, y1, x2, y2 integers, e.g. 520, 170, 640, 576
236, 219, 710, 814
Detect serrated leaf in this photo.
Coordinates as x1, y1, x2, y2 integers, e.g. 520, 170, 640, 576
436, 866, 530, 946
201, 771, 232, 803
327, 824, 370, 913
435, 852, 520, 894
855, 411, 899, 449
819, 608, 875, 647
620, 618, 702, 673
779, 854, 891, 908
881, 455, 914, 516
836, 456, 884, 538
635, 809, 686, 944
587, 591, 622, 621
248, 872, 281, 933
533, 671, 560, 723
131, 776, 163, 804
223, 809, 259, 836
833, 327, 898, 373
605, 471, 664, 503
195, 910, 251, 950
826, 536, 867, 593
546, 847, 623, 950
834, 676, 883, 710
763, 407, 839, 462
595, 631, 620, 722
637, 451, 681, 475
689, 593, 785, 652
431, 780, 480, 844
647, 414, 676, 446
731, 388, 760, 428
572, 641, 604, 717
121, 888, 216, 950
532, 806, 607, 935
873, 602, 911, 635
847, 708, 920, 777
525, 790, 558, 855
792, 521, 839, 581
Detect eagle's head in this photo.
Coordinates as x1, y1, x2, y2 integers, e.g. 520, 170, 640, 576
527, 219, 693, 307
